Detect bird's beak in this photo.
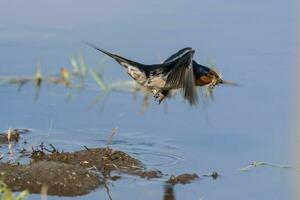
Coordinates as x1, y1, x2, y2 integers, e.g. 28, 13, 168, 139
218, 79, 238, 86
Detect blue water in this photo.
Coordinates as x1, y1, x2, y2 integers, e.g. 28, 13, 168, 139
0, 0, 295, 199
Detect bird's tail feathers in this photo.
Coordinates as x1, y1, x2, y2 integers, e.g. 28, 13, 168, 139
84, 41, 129, 64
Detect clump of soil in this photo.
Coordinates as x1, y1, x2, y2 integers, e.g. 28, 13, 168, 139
0, 161, 101, 196
31, 147, 163, 179
166, 173, 199, 185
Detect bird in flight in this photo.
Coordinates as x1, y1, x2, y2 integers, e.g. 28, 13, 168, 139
86, 42, 235, 105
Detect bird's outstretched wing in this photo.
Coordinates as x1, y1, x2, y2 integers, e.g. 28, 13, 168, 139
165, 48, 198, 105
163, 47, 194, 63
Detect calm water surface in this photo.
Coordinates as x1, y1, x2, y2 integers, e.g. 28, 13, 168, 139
0, 0, 296, 199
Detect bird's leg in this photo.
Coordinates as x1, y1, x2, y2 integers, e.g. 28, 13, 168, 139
153, 90, 169, 104
153, 92, 160, 100
158, 95, 165, 104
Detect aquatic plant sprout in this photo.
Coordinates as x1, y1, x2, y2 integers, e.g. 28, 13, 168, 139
239, 161, 298, 171
0, 179, 28, 200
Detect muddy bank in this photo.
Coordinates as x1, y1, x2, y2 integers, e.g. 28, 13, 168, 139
31, 147, 163, 179
0, 161, 101, 196
0, 139, 204, 197
0, 146, 164, 196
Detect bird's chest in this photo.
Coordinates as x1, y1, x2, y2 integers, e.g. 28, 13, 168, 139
145, 75, 166, 89
195, 75, 212, 86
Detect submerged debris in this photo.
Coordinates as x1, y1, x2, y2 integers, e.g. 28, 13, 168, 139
203, 171, 220, 180
0, 161, 101, 196
166, 173, 199, 185
0, 128, 28, 144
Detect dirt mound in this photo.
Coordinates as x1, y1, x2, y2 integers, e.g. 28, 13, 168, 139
0, 161, 101, 196
0, 145, 165, 196
31, 147, 163, 179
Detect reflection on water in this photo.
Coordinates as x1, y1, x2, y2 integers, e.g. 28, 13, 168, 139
0, 54, 174, 114
163, 184, 176, 200
103, 182, 177, 200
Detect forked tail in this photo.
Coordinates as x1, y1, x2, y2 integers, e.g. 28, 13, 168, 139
84, 41, 131, 64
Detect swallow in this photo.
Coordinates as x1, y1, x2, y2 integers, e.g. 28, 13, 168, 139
86, 42, 233, 105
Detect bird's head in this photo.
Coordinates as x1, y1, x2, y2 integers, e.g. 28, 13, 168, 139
206, 69, 238, 90
207, 69, 226, 89
194, 64, 219, 87
194, 62, 237, 89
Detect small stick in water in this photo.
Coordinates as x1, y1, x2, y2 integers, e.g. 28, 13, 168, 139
106, 127, 118, 148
